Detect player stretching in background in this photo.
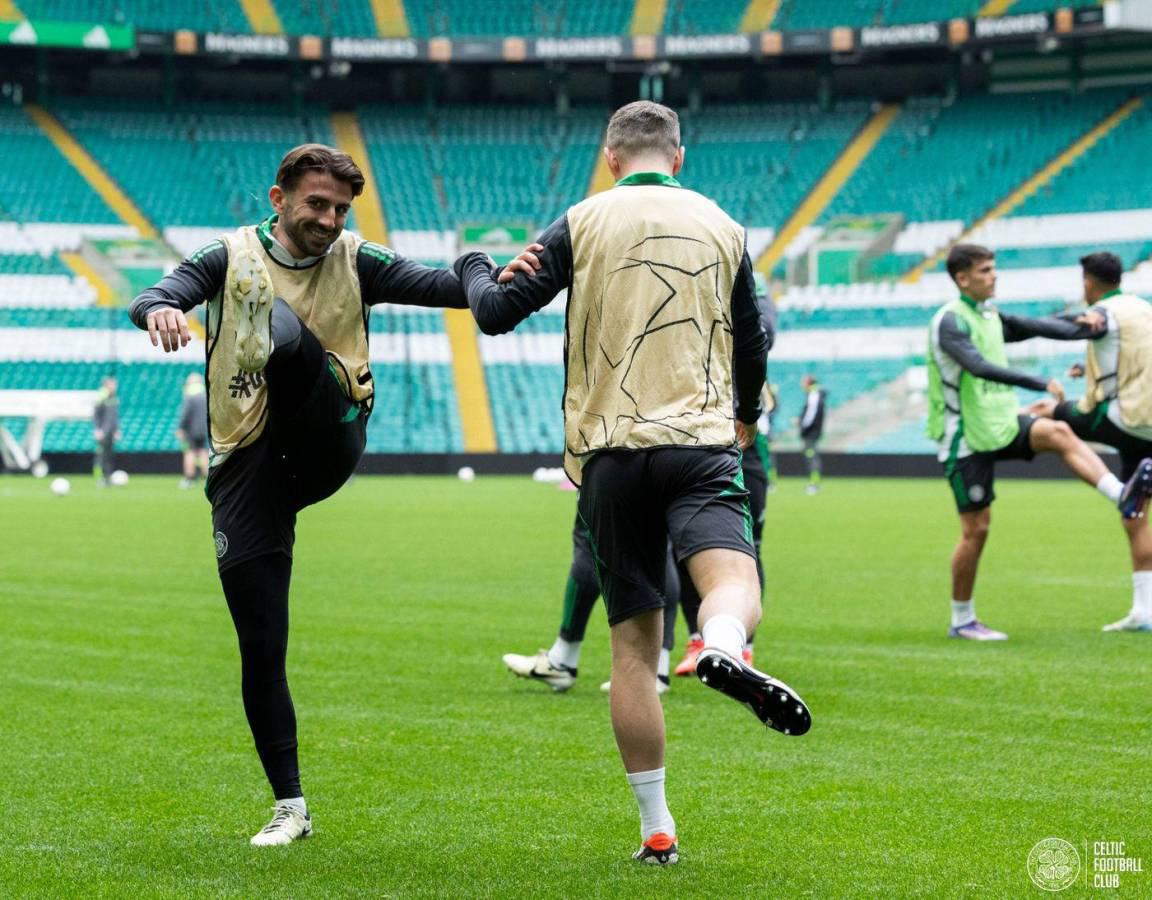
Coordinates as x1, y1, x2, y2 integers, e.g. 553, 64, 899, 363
1029, 252, 1152, 632
502, 509, 681, 693
928, 244, 1152, 641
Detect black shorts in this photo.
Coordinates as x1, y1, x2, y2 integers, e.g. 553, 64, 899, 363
184, 434, 208, 451
943, 415, 1037, 513
207, 410, 366, 573
577, 447, 755, 626
1054, 401, 1152, 482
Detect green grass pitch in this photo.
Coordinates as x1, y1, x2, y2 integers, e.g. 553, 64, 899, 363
2, 473, 1149, 898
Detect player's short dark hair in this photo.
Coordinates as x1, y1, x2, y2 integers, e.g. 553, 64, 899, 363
1080, 251, 1123, 287
946, 243, 995, 281
605, 101, 681, 164
276, 144, 365, 197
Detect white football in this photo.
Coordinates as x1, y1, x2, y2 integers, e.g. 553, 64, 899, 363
457, 466, 475, 482
110, 470, 129, 487
50, 477, 71, 496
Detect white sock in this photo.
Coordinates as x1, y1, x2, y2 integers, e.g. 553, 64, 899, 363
657, 648, 670, 680
1097, 473, 1124, 504
701, 614, 746, 659
547, 637, 580, 671
626, 768, 676, 840
951, 600, 975, 628
1132, 572, 1152, 619
277, 796, 307, 816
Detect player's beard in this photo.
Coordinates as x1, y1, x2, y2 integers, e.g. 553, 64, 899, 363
282, 214, 338, 258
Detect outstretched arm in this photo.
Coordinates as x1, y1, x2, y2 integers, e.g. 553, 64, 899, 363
453, 216, 573, 335
358, 244, 468, 309
939, 312, 1056, 393
1001, 312, 1103, 343
129, 240, 228, 353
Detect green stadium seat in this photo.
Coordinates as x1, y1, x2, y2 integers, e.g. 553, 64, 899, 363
17, 0, 250, 33
0, 105, 117, 224
403, 0, 630, 37
49, 99, 350, 231
664, 0, 749, 35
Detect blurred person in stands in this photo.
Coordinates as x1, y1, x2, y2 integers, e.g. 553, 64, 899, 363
177, 372, 209, 489
1028, 251, 1152, 632
927, 243, 1152, 642
454, 100, 811, 866
92, 375, 120, 487
130, 143, 534, 846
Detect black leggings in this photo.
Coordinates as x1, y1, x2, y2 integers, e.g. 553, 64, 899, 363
221, 553, 299, 800
213, 300, 363, 801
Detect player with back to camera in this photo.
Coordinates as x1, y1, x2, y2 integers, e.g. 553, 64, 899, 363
927, 243, 1152, 641
1027, 251, 1152, 632
129, 144, 534, 846
454, 101, 811, 866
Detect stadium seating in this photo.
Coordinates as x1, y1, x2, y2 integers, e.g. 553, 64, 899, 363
663, 0, 749, 35
0, 254, 71, 276
0, 105, 116, 224
359, 104, 603, 233
1015, 98, 1152, 218
269, 0, 378, 36
15, 0, 250, 33
1010, 0, 1100, 12
683, 102, 872, 229
403, 0, 630, 37
824, 91, 1129, 227
48, 99, 347, 230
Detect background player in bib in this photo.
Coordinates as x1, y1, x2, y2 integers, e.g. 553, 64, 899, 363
927, 244, 1152, 642
176, 372, 209, 489
454, 101, 811, 865
130, 144, 532, 846
1028, 252, 1152, 632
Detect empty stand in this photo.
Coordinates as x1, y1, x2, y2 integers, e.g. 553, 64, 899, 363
403, 0, 629, 37
16, 0, 251, 33
49, 99, 347, 230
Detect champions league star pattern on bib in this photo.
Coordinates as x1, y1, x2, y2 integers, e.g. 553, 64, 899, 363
572, 234, 735, 452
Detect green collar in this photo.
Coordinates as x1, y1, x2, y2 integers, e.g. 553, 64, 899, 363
1099, 288, 1123, 301
257, 215, 328, 269
615, 172, 681, 188
959, 293, 981, 309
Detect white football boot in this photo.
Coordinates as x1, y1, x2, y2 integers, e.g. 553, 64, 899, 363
250, 803, 313, 847
502, 649, 576, 692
